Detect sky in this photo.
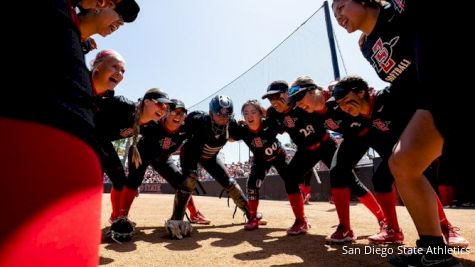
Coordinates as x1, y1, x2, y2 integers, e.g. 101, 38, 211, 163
87, 0, 388, 163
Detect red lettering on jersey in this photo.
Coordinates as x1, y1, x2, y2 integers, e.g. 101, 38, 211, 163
253, 137, 263, 148
284, 116, 295, 128
373, 119, 390, 132
392, 0, 405, 13
371, 38, 397, 73
162, 137, 172, 150
325, 119, 339, 131
119, 128, 134, 138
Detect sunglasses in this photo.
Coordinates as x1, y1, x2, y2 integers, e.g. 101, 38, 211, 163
288, 84, 316, 96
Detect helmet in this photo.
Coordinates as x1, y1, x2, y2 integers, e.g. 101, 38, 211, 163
209, 95, 233, 117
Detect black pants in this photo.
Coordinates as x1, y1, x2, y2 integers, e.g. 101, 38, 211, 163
248, 152, 296, 194
99, 140, 127, 190
126, 142, 185, 190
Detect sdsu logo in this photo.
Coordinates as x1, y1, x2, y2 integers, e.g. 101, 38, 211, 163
253, 137, 263, 148
325, 119, 340, 131
371, 37, 399, 74
373, 119, 391, 132
161, 137, 173, 150
119, 128, 134, 138
392, 0, 405, 13
284, 116, 295, 128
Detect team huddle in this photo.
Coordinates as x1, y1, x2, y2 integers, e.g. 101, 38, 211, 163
4, 0, 470, 266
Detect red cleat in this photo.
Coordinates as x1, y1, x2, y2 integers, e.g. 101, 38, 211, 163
287, 217, 310, 236
189, 211, 211, 225
325, 224, 356, 244
442, 224, 469, 248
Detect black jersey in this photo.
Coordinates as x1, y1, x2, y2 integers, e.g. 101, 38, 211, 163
267, 106, 328, 149
184, 111, 238, 160
94, 94, 136, 142
234, 119, 284, 162
360, 1, 417, 90
363, 88, 413, 145
324, 100, 368, 137
138, 120, 187, 162
2, 1, 96, 146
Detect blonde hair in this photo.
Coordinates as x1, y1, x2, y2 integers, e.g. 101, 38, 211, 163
291, 75, 317, 88
130, 87, 166, 168
90, 49, 125, 71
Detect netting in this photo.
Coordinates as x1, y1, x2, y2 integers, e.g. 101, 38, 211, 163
187, 4, 345, 163
189, 5, 343, 114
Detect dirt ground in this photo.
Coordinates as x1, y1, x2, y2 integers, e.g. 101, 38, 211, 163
100, 194, 475, 266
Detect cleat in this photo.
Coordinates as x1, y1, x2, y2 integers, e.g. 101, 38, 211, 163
286, 217, 310, 236
325, 224, 356, 244
255, 212, 267, 225
244, 217, 260, 231
368, 222, 404, 245
442, 224, 469, 248
189, 211, 211, 225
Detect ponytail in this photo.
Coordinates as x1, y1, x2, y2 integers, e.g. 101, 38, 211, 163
130, 101, 144, 168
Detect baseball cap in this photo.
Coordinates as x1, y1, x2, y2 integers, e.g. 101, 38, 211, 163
114, 0, 140, 23
328, 85, 353, 102
170, 99, 187, 112
261, 80, 289, 99
288, 84, 316, 103
143, 90, 172, 104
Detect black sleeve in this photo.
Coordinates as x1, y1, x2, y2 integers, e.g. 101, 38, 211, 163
266, 108, 285, 134
184, 111, 206, 139
228, 119, 242, 141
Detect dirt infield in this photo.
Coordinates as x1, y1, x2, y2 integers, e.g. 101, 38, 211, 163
100, 194, 475, 266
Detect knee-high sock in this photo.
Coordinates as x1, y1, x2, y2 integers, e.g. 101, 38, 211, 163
186, 195, 198, 216
110, 188, 122, 220
358, 192, 385, 222
119, 187, 138, 217
438, 185, 454, 207
332, 188, 351, 230
288, 193, 305, 220
375, 191, 400, 231
436, 196, 449, 227
248, 199, 259, 219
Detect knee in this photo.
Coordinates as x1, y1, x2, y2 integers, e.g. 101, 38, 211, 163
180, 173, 198, 192
389, 153, 416, 181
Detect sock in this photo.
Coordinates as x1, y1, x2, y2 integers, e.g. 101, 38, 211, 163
186, 195, 198, 216
288, 193, 305, 220
357, 192, 385, 222
248, 199, 259, 219
119, 187, 138, 217
375, 191, 400, 231
331, 188, 351, 230
436, 196, 449, 227
110, 187, 122, 220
